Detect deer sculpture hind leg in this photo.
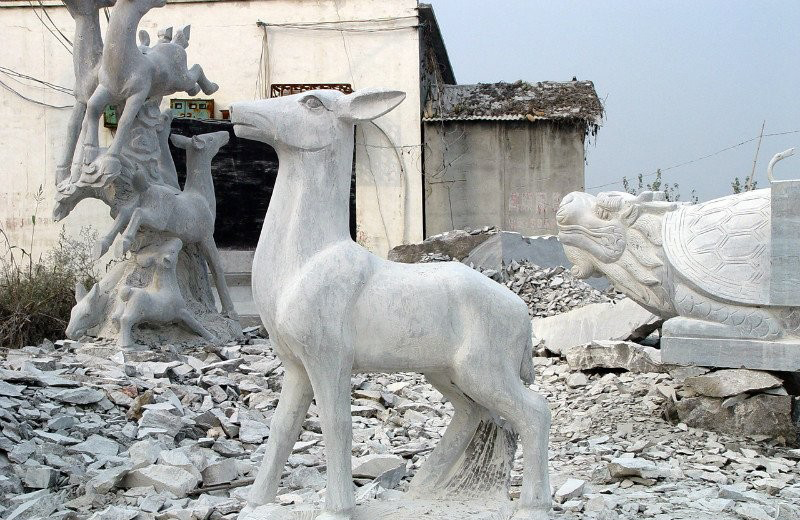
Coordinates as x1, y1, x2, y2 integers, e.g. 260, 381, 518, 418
56, 101, 88, 185
80, 84, 114, 165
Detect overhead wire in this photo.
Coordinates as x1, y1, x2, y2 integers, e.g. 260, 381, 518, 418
29, 1, 72, 55
0, 77, 73, 109
0, 65, 72, 94
586, 129, 800, 190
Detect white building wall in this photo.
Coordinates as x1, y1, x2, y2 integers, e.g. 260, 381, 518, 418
0, 0, 423, 258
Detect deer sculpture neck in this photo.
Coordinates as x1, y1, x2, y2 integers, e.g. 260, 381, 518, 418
102, 5, 145, 79
260, 136, 354, 271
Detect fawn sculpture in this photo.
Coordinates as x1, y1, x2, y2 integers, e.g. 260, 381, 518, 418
79, 0, 218, 175
112, 238, 214, 347
93, 131, 236, 317
56, 0, 117, 186
231, 89, 551, 520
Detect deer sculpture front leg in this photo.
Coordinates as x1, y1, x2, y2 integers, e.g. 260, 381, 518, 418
56, 101, 88, 185
80, 85, 113, 165
303, 345, 356, 519
249, 354, 314, 507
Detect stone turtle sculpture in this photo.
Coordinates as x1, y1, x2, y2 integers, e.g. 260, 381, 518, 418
556, 151, 800, 370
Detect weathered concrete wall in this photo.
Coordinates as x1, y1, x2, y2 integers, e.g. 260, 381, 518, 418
0, 0, 422, 259
423, 120, 585, 237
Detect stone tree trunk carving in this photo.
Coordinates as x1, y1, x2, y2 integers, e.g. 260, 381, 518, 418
57, 0, 241, 348
230, 89, 551, 520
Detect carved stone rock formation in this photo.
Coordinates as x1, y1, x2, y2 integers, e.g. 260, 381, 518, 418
230, 89, 551, 520
556, 152, 800, 371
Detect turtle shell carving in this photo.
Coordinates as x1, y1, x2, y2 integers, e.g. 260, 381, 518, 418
663, 189, 771, 305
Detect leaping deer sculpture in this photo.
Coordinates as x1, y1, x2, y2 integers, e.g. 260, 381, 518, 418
79, 0, 218, 175
230, 89, 551, 520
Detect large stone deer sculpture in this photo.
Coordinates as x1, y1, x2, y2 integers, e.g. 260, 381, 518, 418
56, 0, 117, 186
79, 0, 218, 174
230, 89, 551, 520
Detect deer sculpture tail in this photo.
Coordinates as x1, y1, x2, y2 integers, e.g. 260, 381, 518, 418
119, 285, 133, 302
520, 331, 535, 385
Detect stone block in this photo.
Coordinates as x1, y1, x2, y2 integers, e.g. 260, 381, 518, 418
533, 298, 660, 355
662, 336, 800, 372
565, 340, 664, 373
684, 369, 783, 398
122, 464, 199, 498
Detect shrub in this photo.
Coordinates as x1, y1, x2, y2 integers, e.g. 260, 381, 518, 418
0, 208, 98, 349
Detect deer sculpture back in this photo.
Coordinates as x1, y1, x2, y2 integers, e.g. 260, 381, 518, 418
230, 89, 551, 520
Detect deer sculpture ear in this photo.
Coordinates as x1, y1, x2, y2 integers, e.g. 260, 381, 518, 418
339, 88, 406, 122
191, 135, 206, 150
170, 134, 191, 149
75, 281, 87, 302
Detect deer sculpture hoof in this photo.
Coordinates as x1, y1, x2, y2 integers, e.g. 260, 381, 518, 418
82, 144, 101, 164
206, 82, 219, 94
511, 508, 551, 520
96, 154, 123, 177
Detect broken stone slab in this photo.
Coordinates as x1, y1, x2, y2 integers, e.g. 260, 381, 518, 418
122, 464, 199, 498
86, 463, 133, 494
352, 454, 407, 489
201, 458, 239, 486
239, 419, 270, 444
69, 434, 120, 457
52, 387, 105, 405
565, 340, 665, 373
532, 298, 661, 355
5, 490, 64, 520
0, 381, 25, 397
676, 395, 798, 443
554, 478, 586, 503
607, 457, 671, 480
684, 369, 784, 398
661, 335, 800, 372
86, 506, 139, 520
23, 466, 59, 489
388, 229, 496, 264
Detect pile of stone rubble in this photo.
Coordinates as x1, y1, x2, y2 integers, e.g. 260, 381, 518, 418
419, 252, 619, 318
1, 330, 798, 520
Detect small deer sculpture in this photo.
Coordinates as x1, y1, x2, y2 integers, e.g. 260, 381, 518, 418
56, 0, 117, 186
230, 89, 551, 520
94, 130, 236, 318
66, 261, 126, 340
79, 0, 218, 174
112, 237, 214, 347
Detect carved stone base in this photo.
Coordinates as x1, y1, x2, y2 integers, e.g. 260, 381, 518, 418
82, 234, 242, 348
241, 499, 515, 520
661, 335, 800, 371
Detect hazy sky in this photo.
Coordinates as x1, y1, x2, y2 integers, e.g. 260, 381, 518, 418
426, 0, 800, 201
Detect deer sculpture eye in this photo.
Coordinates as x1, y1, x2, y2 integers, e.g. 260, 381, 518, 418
303, 96, 324, 110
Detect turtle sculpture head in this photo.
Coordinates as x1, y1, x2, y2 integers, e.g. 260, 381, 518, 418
557, 190, 680, 316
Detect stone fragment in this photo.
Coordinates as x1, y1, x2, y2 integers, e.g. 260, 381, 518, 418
684, 369, 783, 398
554, 478, 586, 503
123, 464, 199, 498
87, 506, 139, 520
201, 458, 239, 486
607, 458, 669, 480
676, 395, 797, 441
52, 387, 105, 404
239, 419, 269, 443
734, 503, 774, 520
23, 467, 59, 489
566, 372, 589, 388
286, 466, 326, 490
0, 381, 25, 397
352, 454, 406, 487
70, 434, 120, 457
565, 340, 664, 373
128, 439, 166, 469
86, 463, 132, 494
532, 298, 660, 354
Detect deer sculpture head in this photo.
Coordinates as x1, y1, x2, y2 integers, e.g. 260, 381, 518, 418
62, 0, 116, 17
229, 88, 406, 153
